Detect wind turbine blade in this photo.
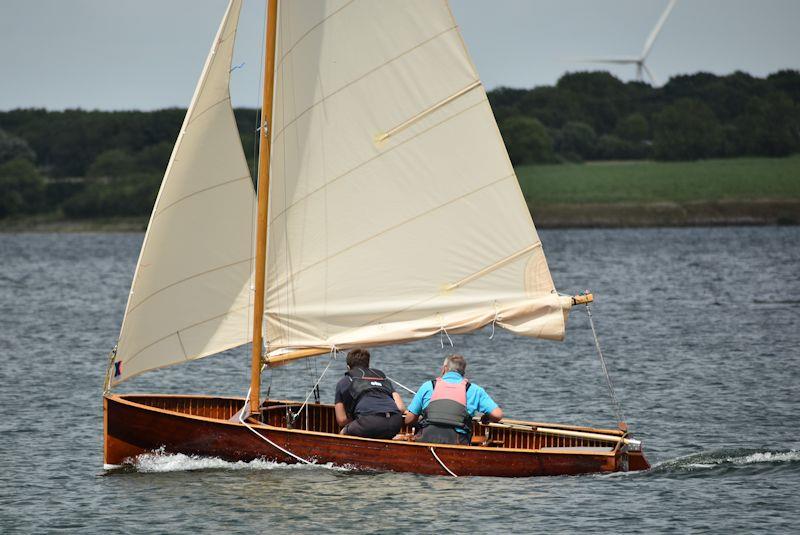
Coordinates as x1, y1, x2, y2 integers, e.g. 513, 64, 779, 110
641, 0, 678, 59
564, 57, 640, 65
642, 63, 659, 86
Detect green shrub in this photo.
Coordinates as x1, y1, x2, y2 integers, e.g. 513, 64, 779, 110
0, 158, 45, 217
62, 173, 160, 218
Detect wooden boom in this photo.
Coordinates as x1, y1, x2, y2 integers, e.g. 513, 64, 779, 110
572, 293, 594, 305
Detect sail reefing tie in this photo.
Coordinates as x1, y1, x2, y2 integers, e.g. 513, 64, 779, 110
489, 301, 499, 340
430, 447, 458, 477
585, 304, 625, 426
438, 316, 454, 349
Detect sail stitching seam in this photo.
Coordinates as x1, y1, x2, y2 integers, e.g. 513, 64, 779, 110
267, 173, 515, 298
277, 0, 356, 66
124, 303, 253, 366
187, 96, 232, 128
269, 96, 488, 224
127, 257, 254, 315
272, 25, 458, 144
153, 175, 252, 219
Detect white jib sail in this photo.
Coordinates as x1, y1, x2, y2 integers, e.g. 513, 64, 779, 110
112, 0, 255, 384
265, 0, 569, 361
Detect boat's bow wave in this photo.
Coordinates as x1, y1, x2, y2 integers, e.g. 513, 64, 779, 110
646, 448, 800, 477
105, 449, 350, 474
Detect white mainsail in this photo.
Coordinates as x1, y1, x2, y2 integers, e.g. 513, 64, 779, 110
111, 0, 255, 384
265, 0, 569, 362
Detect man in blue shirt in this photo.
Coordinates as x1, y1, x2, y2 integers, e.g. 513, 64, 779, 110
404, 354, 503, 445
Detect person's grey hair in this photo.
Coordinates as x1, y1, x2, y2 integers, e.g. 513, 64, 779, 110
442, 354, 467, 375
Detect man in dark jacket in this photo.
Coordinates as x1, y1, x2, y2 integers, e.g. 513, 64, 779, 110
334, 348, 405, 439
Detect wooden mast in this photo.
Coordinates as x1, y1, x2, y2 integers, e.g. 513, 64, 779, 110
250, 0, 279, 415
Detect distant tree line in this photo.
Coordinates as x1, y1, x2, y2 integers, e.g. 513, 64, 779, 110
491, 70, 800, 165
0, 70, 798, 219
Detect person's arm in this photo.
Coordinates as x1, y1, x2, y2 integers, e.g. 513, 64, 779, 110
483, 406, 503, 423
404, 410, 419, 425
392, 392, 406, 413
475, 386, 503, 423
334, 402, 351, 428
403, 384, 427, 425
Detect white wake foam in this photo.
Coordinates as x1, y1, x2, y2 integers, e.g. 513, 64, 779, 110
130, 450, 347, 473
655, 449, 800, 472
724, 450, 800, 465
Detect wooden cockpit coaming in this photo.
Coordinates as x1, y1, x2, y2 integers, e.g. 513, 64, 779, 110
119, 394, 624, 453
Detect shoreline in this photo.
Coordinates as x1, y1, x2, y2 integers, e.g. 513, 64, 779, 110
529, 199, 800, 228
1, 200, 798, 232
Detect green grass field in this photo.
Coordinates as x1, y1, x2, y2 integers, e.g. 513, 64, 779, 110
516, 156, 800, 205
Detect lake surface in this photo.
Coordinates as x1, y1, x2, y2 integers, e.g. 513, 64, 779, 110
1, 227, 799, 533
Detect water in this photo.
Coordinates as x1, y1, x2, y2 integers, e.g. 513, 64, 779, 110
2, 227, 799, 533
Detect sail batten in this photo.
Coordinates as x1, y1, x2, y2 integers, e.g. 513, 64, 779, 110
111, 0, 255, 385
377, 80, 481, 142
265, 0, 567, 357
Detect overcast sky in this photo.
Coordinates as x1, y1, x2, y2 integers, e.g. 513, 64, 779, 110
1, 0, 798, 111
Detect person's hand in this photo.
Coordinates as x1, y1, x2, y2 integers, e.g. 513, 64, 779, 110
479, 412, 492, 425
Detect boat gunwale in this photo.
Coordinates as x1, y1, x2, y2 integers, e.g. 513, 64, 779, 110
106, 393, 623, 457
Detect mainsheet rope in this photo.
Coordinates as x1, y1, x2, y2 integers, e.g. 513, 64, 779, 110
386, 376, 417, 396
430, 447, 458, 477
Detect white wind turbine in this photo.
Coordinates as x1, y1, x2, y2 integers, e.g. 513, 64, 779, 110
571, 0, 678, 85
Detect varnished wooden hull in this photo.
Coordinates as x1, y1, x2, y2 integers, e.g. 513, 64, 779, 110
104, 394, 650, 477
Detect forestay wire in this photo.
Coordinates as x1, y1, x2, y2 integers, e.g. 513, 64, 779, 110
584, 303, 625, 426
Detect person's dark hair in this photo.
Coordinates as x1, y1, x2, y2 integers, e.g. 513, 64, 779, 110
346, 348, 371, 369
443, 354, 467, 375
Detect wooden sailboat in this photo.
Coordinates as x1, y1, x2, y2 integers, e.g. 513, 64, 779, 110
103, 0, 650, 477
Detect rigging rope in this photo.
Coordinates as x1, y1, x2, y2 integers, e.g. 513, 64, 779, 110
291, 347, 337, 425
238, 385, 312, 465
430, 447, 458, 477
585, 304, 625, 426
386, 376, 417, 396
